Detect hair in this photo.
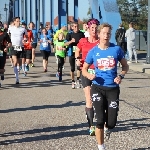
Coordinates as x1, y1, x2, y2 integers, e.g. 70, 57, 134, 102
71, 22, 78, 27
83, 21, 87, 24
97, 23, 112, 33
58, 32, 65, 40
29, 22, 35, 27
13, 17, 20, 22
87, 18, 100, 27
129, 22, 134, 27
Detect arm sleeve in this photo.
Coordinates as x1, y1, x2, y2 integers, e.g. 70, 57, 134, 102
85, 50, 94, 65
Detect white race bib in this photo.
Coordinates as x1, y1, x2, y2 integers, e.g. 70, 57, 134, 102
42, 42, 48, 48
14, 46, 22, 51
88, 69, 95, 74
0, 50, 3, 57
73, 46, 77, 52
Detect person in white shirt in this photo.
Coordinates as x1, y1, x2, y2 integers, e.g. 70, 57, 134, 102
9, 17, 27, 84
125, 22, 138, 63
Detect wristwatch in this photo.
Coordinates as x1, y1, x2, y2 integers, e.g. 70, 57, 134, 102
118, 74, 125, 79
75, 57, 80, 61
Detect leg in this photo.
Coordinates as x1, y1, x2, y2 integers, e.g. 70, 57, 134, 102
132, 45, 138, 62
81, 74, 94, 129
91, 84, 105, 148
127, 43, 133, 62
105, 87, 120, 129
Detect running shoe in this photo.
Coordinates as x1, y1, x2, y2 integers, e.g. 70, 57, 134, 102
59, 76, 62, 82
72, 82, 75, 89
16, 79, 19, 84
23, 72, 27, 77
76, 80, 81, 88
1, 75, 4, 81
89, 126, 95, 136
98, 146, 106, 150
56, 72, 60, 78
25, 65, 29, 71
29, 63, 35, 67
44, 69, 47, 72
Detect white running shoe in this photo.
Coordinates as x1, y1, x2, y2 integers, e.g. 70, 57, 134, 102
76, 80, 81, 88
72, 82, 75, 89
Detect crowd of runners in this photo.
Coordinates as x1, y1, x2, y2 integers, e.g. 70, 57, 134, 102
0, 17, 129, 150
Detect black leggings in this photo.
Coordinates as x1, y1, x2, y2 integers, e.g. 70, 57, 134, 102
69, 55, 75, 72
57, 55, 64, 77
91, 84, 120, 129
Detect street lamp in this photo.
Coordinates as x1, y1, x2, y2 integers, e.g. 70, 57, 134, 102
4, 3, 8, 22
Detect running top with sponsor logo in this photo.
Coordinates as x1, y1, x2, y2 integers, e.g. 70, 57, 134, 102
9, 26, 27, 46
23, 29, 33, 50
85, 43, 124, 87
40, 34, 52, 51
77, 38, 99, 69
54, 40, 66, 58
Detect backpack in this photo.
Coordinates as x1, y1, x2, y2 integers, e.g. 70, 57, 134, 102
116, 28, 125, 43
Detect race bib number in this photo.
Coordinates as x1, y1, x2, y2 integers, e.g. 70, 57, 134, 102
14, 46, 22, 51
88, 69, 95, 74
42, 42, 48, 48
57, 46, 64, 51
0, 50, 3, 57
73, 46, 77, 52
97, 58, 115, 71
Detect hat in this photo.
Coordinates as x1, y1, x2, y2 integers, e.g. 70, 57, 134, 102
61, 23, 67, 27
21, 20, 26, 24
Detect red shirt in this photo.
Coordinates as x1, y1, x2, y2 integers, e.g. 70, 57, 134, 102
24, 29, 33, 50
77, 38, 99, 69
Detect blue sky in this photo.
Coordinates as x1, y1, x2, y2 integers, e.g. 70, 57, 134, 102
0, 0, 89, 23
0, 0, 9, 22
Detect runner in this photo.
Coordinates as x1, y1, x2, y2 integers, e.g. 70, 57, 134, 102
29, 22, 38, 67
82, 23, 129, 150
9, 17, 27, 84
75, 18, 100, 135
0, 26, 11, 87
21, 22, 33, 76
39, 28, 52, 72
64, 22, 85, 89
54, 32, 66, 81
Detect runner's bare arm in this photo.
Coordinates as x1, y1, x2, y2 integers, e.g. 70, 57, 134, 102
119, 58, 129, 75
82, 62, 95, 80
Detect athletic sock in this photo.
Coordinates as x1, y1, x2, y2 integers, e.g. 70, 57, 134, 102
22, 64, 25, 72
14, 67, 19, 81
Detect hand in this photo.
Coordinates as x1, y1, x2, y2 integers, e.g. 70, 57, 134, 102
40, 40, 43, 43
76, 59, 81, 66
4, 48, 8, 52
114, 76, 122, 84
87, 73, 95, 80
71, 38, 75, 43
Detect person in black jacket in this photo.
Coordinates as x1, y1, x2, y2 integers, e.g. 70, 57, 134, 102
115, 24, 127, 54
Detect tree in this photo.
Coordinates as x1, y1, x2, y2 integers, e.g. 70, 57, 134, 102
117, 0, 148, 30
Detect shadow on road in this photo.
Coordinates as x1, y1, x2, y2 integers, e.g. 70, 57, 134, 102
0, 123, 88, 145
0, 101, 85, 113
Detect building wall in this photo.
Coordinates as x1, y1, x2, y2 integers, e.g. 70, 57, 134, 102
13, 0, 79, 30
